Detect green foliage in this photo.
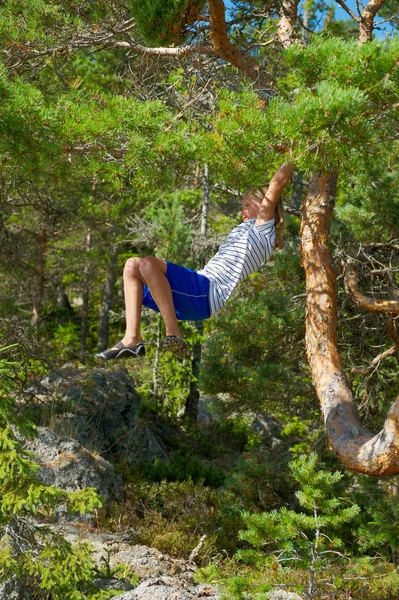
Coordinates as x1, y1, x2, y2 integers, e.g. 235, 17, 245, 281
127, 0, 207, 46
353, 476, 399, 562
235, 453, 360, 596
0, 63, 62, 169
223, 447, 292, 512
1, 527, 121, 599
200, 254, 308, 416
103, 478, 243, 561
129, 451, 225, 487
274, 38, 399, 172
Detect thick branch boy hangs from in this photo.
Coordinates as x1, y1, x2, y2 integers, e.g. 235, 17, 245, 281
96, 162, 293, 360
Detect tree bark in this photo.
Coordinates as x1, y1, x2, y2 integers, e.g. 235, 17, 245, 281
277, 0, 301, 48
358, 0, 386, 43
32, 227, 47, 327
97, 247, 118, 352
79, 230, 92, 365
153, 314, 162, 401
185, 164, 210, 420
301, 173, 399, 476
208, 0, 271, 88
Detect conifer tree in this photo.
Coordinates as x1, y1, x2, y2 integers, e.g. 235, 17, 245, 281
235, 453, 360, 600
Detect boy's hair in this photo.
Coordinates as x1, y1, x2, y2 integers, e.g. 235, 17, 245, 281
252, 187, 285, 249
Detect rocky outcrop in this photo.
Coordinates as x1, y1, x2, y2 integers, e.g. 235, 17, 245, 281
198, 396, 284, 450
0, 578, 31, 600
55, 524, 221, 599
116, 577, 219, 599
20, 426, 121, 504
24, 366, 169, 464
269, 592, 304, 600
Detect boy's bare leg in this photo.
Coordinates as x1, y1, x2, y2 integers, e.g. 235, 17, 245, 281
120, 257, 145, 347
120, 256, 182, 350
138, 256, 182, 339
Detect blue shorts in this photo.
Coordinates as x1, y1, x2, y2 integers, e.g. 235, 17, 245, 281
142, 260, 211, 321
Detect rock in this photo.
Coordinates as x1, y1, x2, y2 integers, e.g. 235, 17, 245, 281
0, 578, 31, 600
268, 591, 304, 600
24, 366, 169, 464
197, 396, 284, 451
116, 576, 220, 600
17, 426, 121, 521
197, 396, 220, 426
93, 578, 134, 591
58, 524, 196, 580
251, 414, 283, 450
52, 525, 220, 600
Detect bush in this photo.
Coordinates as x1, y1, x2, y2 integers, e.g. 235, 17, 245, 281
124, 451, 225, 487
102, 479, 243, 562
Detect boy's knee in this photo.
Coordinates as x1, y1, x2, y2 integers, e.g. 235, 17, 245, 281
124, 257, 141, 278
139, 256, 159, 279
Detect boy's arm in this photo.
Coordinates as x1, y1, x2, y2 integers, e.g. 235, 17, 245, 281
255, 163, 293, 226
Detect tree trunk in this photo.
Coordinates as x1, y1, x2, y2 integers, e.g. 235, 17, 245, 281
153, 314, 162, 400
185, 164, 210, 420
32, 227, 47, 327
97, 247, 118, 352
79, 230, 92, 365
201, 163, 210, 237
186, 321, 204, 420
56, 281, 73, 325
301, 173, 399, 476
277, 0, 301, 48
358, 0, 386, 43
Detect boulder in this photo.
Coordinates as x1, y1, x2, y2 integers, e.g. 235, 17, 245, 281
55, 525, 220, 600
20, 426, 121, 502
113, 576, 219, 600
251, 413, 283, 450
268, 592, 304, 600
0, 578, 31, 600
24, 366, 169, 464
93, 578, 134, 592
198, 396, 284, 450
15, 426, 121, 522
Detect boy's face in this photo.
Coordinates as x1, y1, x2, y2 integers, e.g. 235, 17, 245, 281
241, 192, 261, 222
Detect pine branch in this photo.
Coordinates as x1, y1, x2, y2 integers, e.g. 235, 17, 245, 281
333, 0, 360, 22
344, 263, 399, 315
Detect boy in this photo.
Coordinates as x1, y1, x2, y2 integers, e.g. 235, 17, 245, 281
96, 162, 293, 360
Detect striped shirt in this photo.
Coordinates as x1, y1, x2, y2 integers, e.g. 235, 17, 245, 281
197, 218, 276, 315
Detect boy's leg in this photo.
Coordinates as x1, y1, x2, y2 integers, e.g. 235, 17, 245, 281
121, 257, 146, 347
138, 256, 182, 339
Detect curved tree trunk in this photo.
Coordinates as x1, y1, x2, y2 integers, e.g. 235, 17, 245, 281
301, 173, 399, 476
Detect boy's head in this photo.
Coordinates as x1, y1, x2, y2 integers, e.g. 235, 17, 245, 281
241, 190, 262, 221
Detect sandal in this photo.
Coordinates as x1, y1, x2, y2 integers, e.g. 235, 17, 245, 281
95, 341, 145, 360
161, 336, 188, 359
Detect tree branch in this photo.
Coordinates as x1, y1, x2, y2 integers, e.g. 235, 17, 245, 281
208, 0, 272, 89
333, 0, 360, 22
344, 263, 399, 315
277, 0, 302, 47
351, 318, 399, 377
